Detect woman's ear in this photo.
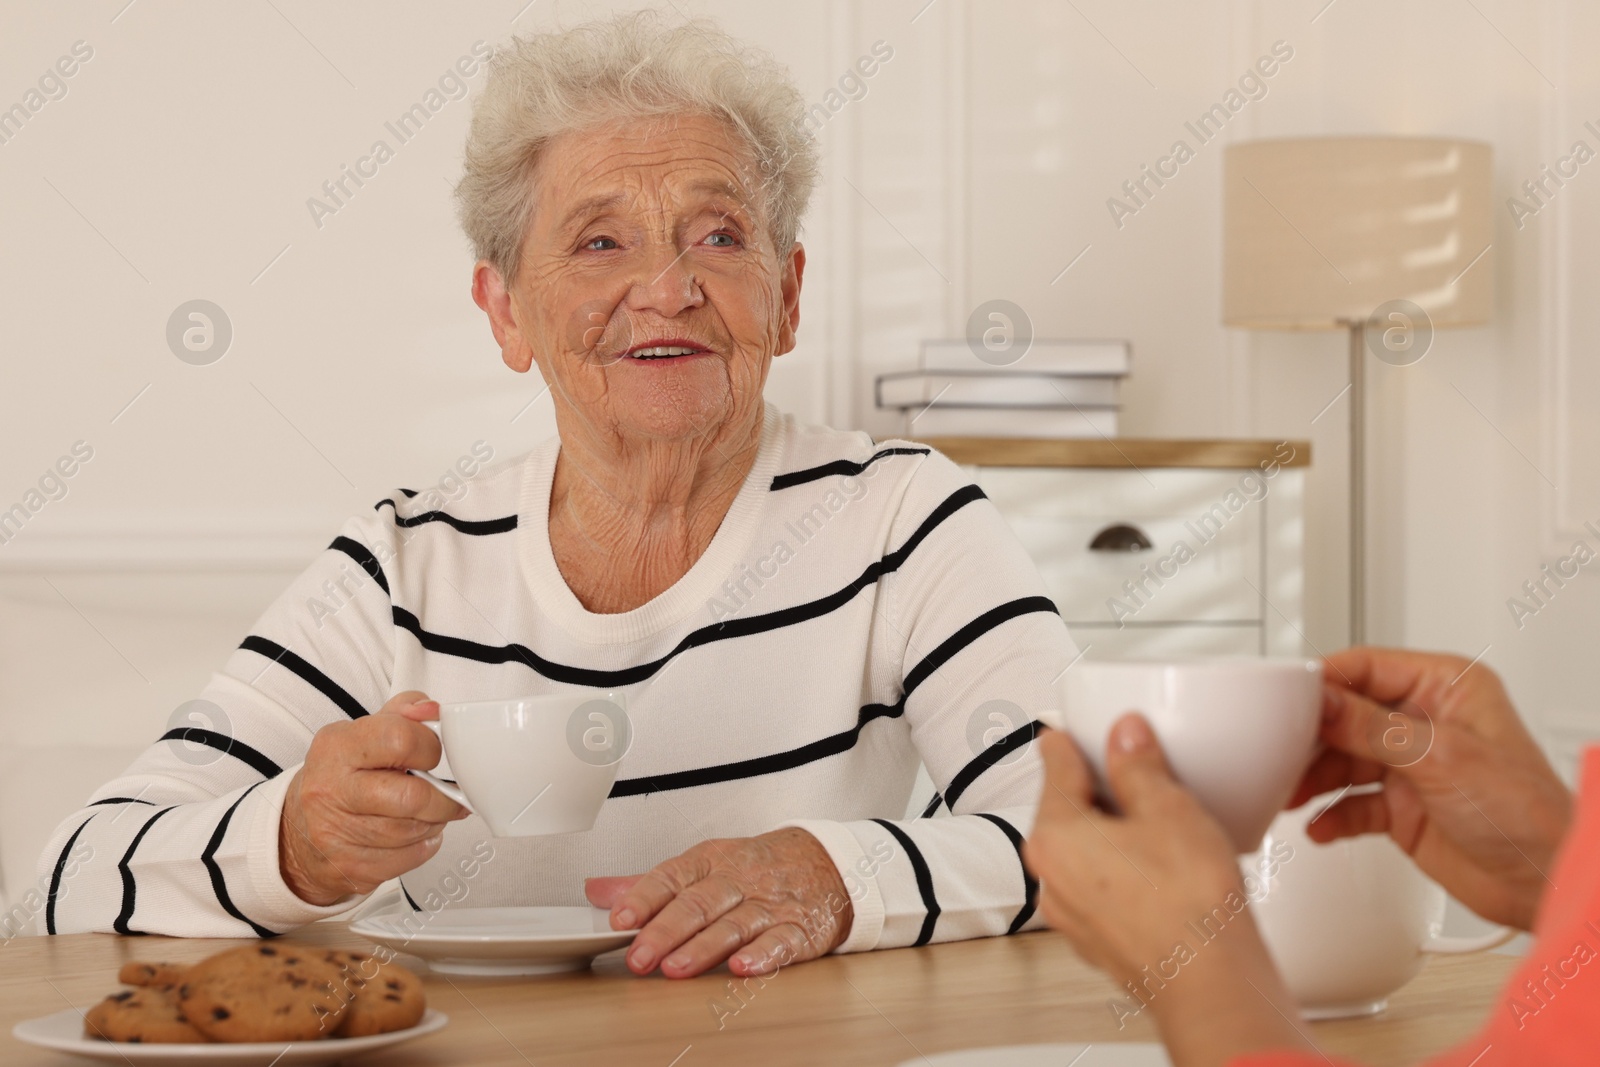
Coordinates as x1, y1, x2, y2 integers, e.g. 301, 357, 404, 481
472, 260, 535, 373
773, 242, 806, 357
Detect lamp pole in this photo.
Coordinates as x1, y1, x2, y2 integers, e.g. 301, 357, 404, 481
1346, 318, 1366, 646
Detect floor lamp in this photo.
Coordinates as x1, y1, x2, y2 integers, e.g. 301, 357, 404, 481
1222, 137, 1494, 644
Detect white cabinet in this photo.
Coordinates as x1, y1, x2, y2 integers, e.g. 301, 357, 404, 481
903, 446, 1309, 817
950, 449, 1309, 660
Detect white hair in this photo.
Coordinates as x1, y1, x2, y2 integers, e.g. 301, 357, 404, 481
456, 10, 819, 284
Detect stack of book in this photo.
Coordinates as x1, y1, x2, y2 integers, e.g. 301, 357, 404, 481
876, 339, 1130, 439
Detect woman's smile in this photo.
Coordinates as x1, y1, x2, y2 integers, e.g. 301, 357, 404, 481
621, 338, 715, 364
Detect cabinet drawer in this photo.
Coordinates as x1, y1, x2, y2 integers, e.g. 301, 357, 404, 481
962, 460, 1300, 652
1008, 512, 1261, 624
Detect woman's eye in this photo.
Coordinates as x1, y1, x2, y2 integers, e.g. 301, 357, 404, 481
704, 232, 737, 248
584, 236, 618, 251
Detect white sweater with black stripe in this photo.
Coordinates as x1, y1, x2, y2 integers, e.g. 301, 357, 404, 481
38, 406, 1076, 953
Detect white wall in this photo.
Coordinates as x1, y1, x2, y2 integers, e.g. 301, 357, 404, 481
953, 0, 1600, 782
1, 0, 1597, 895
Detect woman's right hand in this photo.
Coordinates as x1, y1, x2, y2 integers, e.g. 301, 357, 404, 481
279, 691, 470, 906
1291, 646, 1573, 931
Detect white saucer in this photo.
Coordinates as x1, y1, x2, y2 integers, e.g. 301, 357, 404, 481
349, 905, 639, 976
900, 1044, 1172, 1066
12, 1007, 447, 1065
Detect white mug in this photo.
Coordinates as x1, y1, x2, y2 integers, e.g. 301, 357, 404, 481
1245, 793, 1515, 1019
1057, 657, 1322, 852
411, 692, 629, 838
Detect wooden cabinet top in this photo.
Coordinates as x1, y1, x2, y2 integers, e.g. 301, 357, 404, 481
903, 437, 1312, 470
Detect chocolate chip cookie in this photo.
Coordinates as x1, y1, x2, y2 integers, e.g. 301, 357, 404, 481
117, 960, 187, 990
83, 988, 207, 1044
176, 944, 345, 1043
322, 949, 426, 1037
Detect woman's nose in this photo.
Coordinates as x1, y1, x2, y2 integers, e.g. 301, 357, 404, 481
624, 241, 705, 317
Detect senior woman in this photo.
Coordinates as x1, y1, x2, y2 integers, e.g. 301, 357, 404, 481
39, 13, 1073, 980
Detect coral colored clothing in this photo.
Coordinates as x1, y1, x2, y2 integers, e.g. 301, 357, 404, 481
1236, 746, 1600, 1067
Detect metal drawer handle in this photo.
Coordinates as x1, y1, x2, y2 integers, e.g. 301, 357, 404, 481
1088, 523, 1153, 552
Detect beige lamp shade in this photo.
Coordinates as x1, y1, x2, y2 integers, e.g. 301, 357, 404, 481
1223, 137, 1494, 330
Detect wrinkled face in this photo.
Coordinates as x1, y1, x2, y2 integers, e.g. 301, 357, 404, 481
505, 112, 803, 446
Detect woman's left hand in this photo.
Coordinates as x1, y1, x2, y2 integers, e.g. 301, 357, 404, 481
584, 828, 853, 978
1023, 718, 1314, 1066
1023, 717, 1251, 985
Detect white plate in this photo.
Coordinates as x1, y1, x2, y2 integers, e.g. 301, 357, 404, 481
901, 1044, 1171, 1066
12, 1007, 447, 1065
349, 905, 639, 976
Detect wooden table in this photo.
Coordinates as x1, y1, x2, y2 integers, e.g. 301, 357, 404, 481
2, 926, 1516, 1066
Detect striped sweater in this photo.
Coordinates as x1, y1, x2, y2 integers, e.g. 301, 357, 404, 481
37, 405, 1076, 953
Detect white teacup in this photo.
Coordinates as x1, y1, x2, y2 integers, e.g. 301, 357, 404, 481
1245, 794, 1514, 1019
1057, 657, 1322, 852
411, 692, 629, 837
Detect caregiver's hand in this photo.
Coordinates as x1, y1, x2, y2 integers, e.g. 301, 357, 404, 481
1023, 719, 1313, 1067
280, 691, 470, 906
585, 828, 852, 979
1291, 646, 1573, 931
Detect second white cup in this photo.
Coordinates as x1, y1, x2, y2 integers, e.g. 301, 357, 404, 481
411, 691, 629, 837
1245, 795, 1515, 1019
